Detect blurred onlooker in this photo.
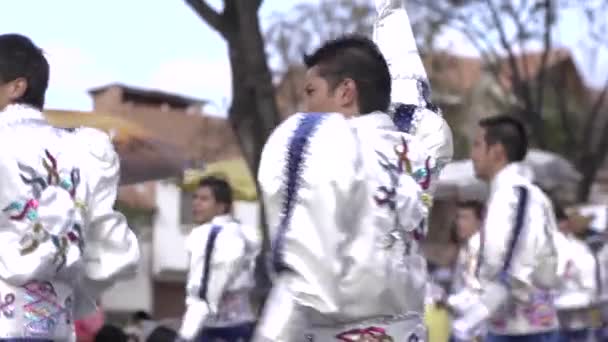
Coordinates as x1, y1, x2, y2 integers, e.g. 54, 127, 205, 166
75, 306, 105, 342
94, 324, 129, 342
450, 200, 484, 294
124, 310, 155, 342
553, 206, 597, 342
145, 326, 179, 342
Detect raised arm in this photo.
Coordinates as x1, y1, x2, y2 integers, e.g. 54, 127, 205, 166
373, 0, 453, 193
374, 0, 428, 106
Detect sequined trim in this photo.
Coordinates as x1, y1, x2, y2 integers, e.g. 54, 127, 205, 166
198, 225, 222, 301
272, 114, 326, 273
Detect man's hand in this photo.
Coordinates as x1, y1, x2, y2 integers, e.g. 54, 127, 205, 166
451, 301, 490, 341
178, 301, 210, 341
447, 289, 479, 316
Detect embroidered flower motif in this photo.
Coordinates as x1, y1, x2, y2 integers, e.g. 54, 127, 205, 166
2, 149, 85, 268
0, 291, 15, 318
22, 281, 69, 337
523, 291, 555, 327
336, 326, 394, 341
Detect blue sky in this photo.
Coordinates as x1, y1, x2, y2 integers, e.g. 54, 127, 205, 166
1, 0, 605, 115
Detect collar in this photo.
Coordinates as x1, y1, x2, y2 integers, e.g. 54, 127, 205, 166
0, 103, 46, 126
210, 214, 234, 226
349, 111, 396, 131
490, 162, 534, 193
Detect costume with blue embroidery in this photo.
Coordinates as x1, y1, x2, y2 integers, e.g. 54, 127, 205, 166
553, 229, 597, 341
254, 1, 453, 340
178, 214, 261, 341
0, 104, 140, 341
448, 163, 562, 340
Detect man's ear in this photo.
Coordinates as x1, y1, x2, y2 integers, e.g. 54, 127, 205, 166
488, 143, 506, 163
337, 78, 357, 108
7, 78, 27, 102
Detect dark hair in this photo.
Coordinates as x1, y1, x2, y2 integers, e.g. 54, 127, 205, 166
199, 176, 233, 214
554, 204, 568, 222
95, 324, 128, 342
131, 310, 152, 322
457, 200, 484, 220
145, 326, 178, 342
478, 115, 528, 162
303, 35, 391, 114
0, 34, 49, 110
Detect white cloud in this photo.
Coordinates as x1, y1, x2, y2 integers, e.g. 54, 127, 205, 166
43, 44, 117, 111
148, 58, 232, 117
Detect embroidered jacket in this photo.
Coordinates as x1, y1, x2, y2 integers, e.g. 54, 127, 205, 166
595, 243, 608, 326
256, 112, 439, 341
254, 1, 453, 340
452, 231, 482, 294
554, 232, 597, 330
178, 214, 261, 340
453, 163, 561, 336
0, 104, 140, 340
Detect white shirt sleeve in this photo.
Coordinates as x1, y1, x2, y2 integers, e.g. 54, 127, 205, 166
78, 129, 140, 297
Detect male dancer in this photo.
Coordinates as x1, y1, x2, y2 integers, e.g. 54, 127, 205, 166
178, 176, 261, 341
553, 206, 597, 342
449, 116, 561, 342
0, 33, 139, 341
451, 201, 484, 296
254, 0, 453, 340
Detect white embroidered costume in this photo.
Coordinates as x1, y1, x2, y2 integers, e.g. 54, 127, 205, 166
254, 1, 453, 340
594, 242, 608, 337
178, 214, 261, 340
451, 232, 482, 295
0, 104, 140, 340
553, 232, 597, 331
449, 163, 561, 339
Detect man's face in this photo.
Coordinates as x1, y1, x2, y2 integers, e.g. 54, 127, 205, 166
470, 127, 493, 181
558, 218, 570, 233
303, 66, 358, 116
455, 208, 480, 242
192, 186, 225, 225
303, 66, 340, 113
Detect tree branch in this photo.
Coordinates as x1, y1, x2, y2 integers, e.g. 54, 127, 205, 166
581, 77, 608, 153
553, 76, 575, 154
184, 0, 226, 34
534, 0, 554, 120
255, 0, 263, 11
485, 0, 534, 111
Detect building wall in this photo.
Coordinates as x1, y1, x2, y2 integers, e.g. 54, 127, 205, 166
101, 240, 153, 314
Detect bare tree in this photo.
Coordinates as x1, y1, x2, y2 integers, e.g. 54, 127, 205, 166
414, 0, 608, 201
183, 0, 282, 302
184, 0, 280, 175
